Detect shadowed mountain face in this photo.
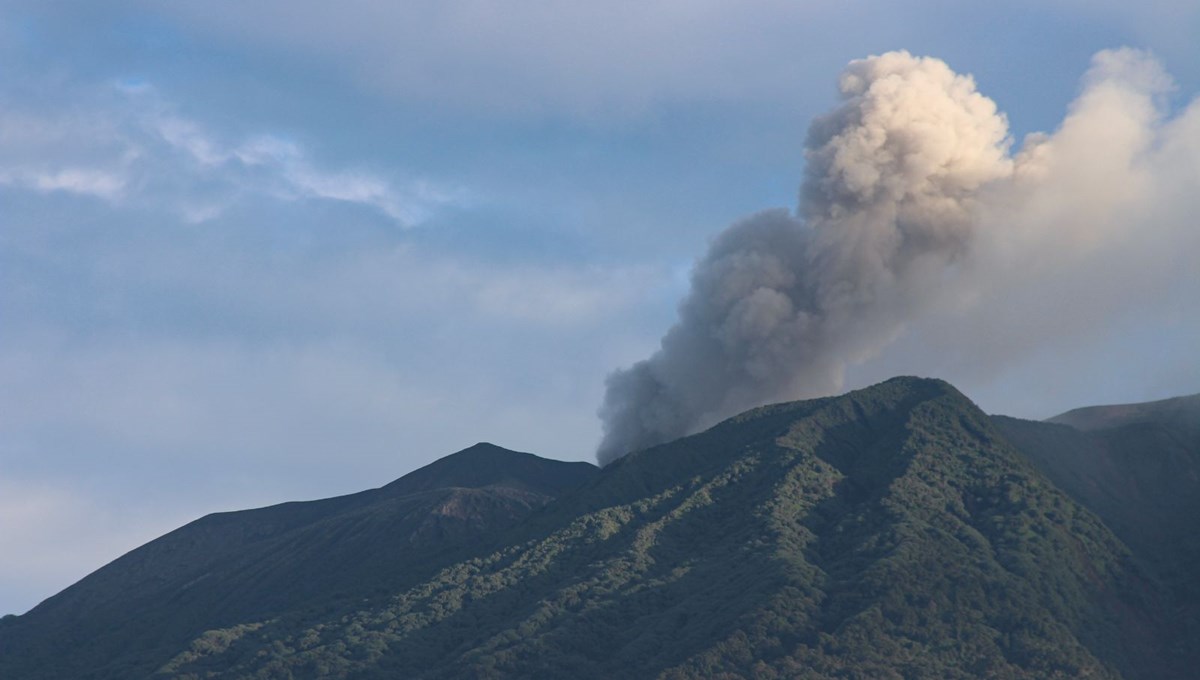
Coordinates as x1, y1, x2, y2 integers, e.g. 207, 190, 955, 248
0, 443, 597, 680
1047, 393, 1200, 436
1, 379, 1195, 679
996, 400, 1200, 560
994, 397, 1200, 666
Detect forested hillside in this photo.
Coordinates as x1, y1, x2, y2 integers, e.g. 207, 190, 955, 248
2, 378, 1195, 679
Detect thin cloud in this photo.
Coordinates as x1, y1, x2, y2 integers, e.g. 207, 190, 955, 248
0, 81, 467, 225
150, 1, 1199, 122
0, 166, 126, 200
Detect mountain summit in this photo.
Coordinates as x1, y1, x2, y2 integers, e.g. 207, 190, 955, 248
2, 378, 1195, 679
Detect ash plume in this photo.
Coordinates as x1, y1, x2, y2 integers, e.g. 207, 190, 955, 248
597, 48, 1200, 465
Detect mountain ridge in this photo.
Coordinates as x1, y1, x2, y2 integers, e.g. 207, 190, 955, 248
0, 443, 597, 680
2, 378, 1196, 679
1047, 393, 1200, 435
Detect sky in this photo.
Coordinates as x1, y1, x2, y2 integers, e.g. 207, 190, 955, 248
2, 1, 1198, 616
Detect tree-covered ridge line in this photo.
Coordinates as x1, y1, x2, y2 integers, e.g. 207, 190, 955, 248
147, 378, 1191, 679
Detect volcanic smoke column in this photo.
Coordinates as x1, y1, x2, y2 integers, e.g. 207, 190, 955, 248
596, 51, 1014, 465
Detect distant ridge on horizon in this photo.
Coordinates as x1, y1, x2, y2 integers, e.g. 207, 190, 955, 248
1047, 392, 1200, 434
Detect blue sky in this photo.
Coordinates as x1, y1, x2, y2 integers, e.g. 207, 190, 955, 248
2, 1, 1198, 615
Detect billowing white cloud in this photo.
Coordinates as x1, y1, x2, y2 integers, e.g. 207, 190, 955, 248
876, 48, 1200, 394
598, 48, 1200, 462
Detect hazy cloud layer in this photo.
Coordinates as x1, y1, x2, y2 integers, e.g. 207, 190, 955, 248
0, 82, 461, 224
597, 49, 1200, 464
1, 232, 666, 613
145, 1, 1200, 121
869, 49, 1200, 400
0, 479, 198, 615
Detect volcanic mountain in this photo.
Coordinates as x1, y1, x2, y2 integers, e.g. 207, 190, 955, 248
0, 444, 597, 679
1, 378, 1196, 679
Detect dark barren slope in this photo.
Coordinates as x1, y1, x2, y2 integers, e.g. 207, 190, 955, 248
1, 378, 1194, 679
0, 444, 596, 680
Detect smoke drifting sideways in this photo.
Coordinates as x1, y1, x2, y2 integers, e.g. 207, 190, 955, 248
596, 48, 1200, 465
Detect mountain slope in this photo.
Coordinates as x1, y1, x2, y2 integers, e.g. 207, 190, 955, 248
994, 399, 1200, 667
150, 378, 1177, 679
1047, 393, 1200, 436
995, 406, 1200, 566
0, 443, 597, 680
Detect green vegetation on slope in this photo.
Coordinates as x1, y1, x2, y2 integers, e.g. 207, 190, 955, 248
994, 411, 1200, 670
154, 378, 1176, 679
